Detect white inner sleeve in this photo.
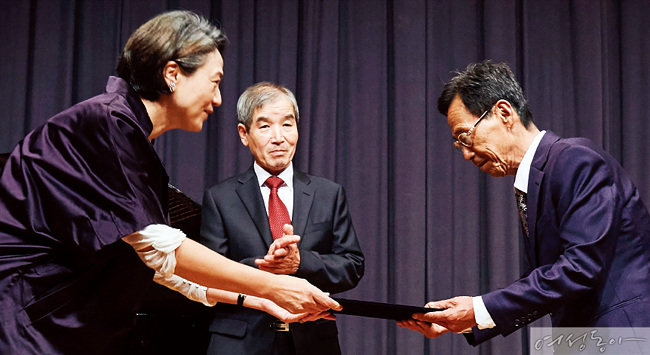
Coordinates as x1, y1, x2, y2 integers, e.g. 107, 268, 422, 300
123, 224, 185, 278
473, 296, 496, 329
123, 224, 213, 306
154, 272, 215, 307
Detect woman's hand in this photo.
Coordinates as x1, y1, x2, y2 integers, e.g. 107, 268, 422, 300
268, 274, 342, 314
254, 297, 336, 323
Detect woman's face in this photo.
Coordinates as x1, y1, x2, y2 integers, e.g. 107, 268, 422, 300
170, 49, 224, 132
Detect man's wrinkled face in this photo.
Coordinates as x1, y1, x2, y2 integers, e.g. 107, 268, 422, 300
447, 95, 512, 177
238, 95, 298, 175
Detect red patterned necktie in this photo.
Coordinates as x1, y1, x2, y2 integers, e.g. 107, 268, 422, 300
265, 176, 291, 240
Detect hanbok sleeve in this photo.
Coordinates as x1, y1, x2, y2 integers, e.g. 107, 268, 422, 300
7, 99, 168, 253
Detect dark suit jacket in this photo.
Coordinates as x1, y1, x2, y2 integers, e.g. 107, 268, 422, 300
199, 167, 364, 355
467, 131, 650, 345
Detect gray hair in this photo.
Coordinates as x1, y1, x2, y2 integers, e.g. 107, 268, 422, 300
237, 82, 300, 130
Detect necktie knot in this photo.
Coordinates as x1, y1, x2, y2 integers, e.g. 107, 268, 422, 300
265, 176, 284, 190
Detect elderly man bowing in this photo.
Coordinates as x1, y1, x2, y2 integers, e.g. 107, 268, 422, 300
399, 61, 650, 345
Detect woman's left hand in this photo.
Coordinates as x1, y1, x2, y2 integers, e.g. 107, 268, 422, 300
258, 298, 336, 323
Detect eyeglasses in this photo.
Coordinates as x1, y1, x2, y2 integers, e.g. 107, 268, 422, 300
453, 108, 490, 152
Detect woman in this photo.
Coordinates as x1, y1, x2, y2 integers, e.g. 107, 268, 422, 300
0, 10, 337, 354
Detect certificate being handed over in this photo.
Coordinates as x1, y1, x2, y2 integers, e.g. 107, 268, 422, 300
332, 298, 443, 320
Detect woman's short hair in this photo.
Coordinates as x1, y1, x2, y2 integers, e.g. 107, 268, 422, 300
116, 10, 228, 101
237, 82, 300, 130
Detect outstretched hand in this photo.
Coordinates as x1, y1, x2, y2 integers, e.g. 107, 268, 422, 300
411, 296, 476, 333
269, 274, 342, 314
257, 297, 336, 323
397, 319, 450, 338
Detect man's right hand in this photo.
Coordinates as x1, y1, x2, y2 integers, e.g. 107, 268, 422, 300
411, 296, 477, 333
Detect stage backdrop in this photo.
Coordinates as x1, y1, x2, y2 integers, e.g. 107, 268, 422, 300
1, 0, 648, 354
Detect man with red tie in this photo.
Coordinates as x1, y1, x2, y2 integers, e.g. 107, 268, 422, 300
200, 82, 365, 355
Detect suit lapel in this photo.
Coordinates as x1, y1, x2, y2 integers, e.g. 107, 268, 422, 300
292, 170, 314, 239
526, 131, 561, 267
236, 168, 274, 247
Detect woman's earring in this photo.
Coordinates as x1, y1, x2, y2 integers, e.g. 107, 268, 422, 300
169, 81, 176, 93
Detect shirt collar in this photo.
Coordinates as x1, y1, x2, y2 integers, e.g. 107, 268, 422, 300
254, 162, 294, 189
514, 130, 546, 193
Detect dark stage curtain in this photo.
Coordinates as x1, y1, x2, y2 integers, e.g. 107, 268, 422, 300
1, 1, 649, 354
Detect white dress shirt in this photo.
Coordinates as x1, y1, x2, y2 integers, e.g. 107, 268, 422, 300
254, 162, 294, 220
472, 130, 546, 329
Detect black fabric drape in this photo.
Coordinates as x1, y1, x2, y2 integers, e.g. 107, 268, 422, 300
1, 1, 648, 354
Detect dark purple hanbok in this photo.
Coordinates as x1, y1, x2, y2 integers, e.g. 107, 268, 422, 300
0, 77, 169, 353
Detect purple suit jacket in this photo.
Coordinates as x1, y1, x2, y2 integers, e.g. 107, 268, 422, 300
468, 131, 650, 345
